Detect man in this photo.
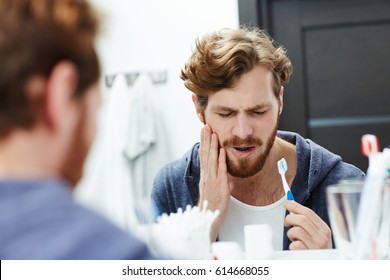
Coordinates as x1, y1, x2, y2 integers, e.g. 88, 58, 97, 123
152, 27, 364, 251
0, 0, 155, 259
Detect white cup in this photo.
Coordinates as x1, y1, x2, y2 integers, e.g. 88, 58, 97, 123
211, 241, 243, 260
244, 224, 273, 259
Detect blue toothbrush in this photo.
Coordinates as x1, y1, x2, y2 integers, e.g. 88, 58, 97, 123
277, 158, 295, 201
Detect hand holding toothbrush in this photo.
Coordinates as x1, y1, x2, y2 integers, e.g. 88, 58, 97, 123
198, 124, 231, 242
278, 158, 332, 249
284, 201, 332, 249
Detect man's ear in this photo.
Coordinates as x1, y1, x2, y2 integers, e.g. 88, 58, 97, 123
45, 61, 79, 131
191, 94, 205, 124
278, 86, 284, 115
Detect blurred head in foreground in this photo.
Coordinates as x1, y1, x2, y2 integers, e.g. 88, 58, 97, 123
0, 0, 158, 260
0, 0, 100, 186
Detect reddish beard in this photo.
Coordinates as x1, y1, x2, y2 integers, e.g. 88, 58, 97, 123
222, 118, 279, 178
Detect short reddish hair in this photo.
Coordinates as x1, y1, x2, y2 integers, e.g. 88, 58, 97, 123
0, 0, 101, 137
181, 27, 292, 108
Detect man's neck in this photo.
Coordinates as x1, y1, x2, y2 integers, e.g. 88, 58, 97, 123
0, 129, 60, 178
228, 137, 296, 206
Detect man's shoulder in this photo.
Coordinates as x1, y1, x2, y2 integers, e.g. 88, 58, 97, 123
278, 130, 341, 164
64, 202, 156, 259
325, 160, 365, 182
0, 179, 156, 260
279, 131, 365, 191
152, 144, 200, 214
154, 143, 200, 182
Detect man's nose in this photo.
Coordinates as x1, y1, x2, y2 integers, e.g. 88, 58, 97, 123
231, 114, 253, 139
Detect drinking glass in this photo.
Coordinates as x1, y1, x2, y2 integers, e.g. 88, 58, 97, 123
326, 179, 390, 259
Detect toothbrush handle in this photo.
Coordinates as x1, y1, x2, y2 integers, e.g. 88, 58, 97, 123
282, 176, 294, 201
281, 176, 288, 191
287, 190, 295, 201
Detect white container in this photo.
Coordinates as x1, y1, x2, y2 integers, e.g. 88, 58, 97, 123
211, 241, 243, 260
244, 224, 273, 259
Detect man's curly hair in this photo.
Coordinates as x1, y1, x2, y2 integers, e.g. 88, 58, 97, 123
181, 27, 292, 108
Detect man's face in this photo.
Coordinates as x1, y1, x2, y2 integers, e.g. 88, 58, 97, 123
201, 65, 281, 178
60, 84, 101, 186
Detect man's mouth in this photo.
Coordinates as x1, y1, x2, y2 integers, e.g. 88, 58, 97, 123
233, 146, 254, 152
229, 146, 256, 158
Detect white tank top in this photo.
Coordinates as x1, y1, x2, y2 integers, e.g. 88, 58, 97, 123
218, 195, 286, 251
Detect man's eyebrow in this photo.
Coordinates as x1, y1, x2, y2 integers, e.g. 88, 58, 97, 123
210, 103, 272, 112
210, 106, 235, 112
247, 103, 272, 111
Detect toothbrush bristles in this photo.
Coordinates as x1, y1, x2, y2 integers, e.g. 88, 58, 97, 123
277, 158, 295, 201
277, 158, 288, 174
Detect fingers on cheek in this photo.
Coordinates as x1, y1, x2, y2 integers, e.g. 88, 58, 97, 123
220, 149, 228, 172
211, 134, 217, 150
201, 127, 207, 146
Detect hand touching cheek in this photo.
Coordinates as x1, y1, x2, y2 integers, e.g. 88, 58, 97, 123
198, 124, 231, 241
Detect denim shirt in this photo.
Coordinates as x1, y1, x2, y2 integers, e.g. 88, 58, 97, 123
152, 130, 365, 250
0, 178, 157, 259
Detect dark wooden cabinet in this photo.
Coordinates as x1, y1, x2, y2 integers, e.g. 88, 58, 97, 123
239, 0, 390, 171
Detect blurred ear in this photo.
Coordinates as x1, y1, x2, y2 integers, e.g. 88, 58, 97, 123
191, 94, 205, 123
278, 86, 284, 115
44, 61, 79, 131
